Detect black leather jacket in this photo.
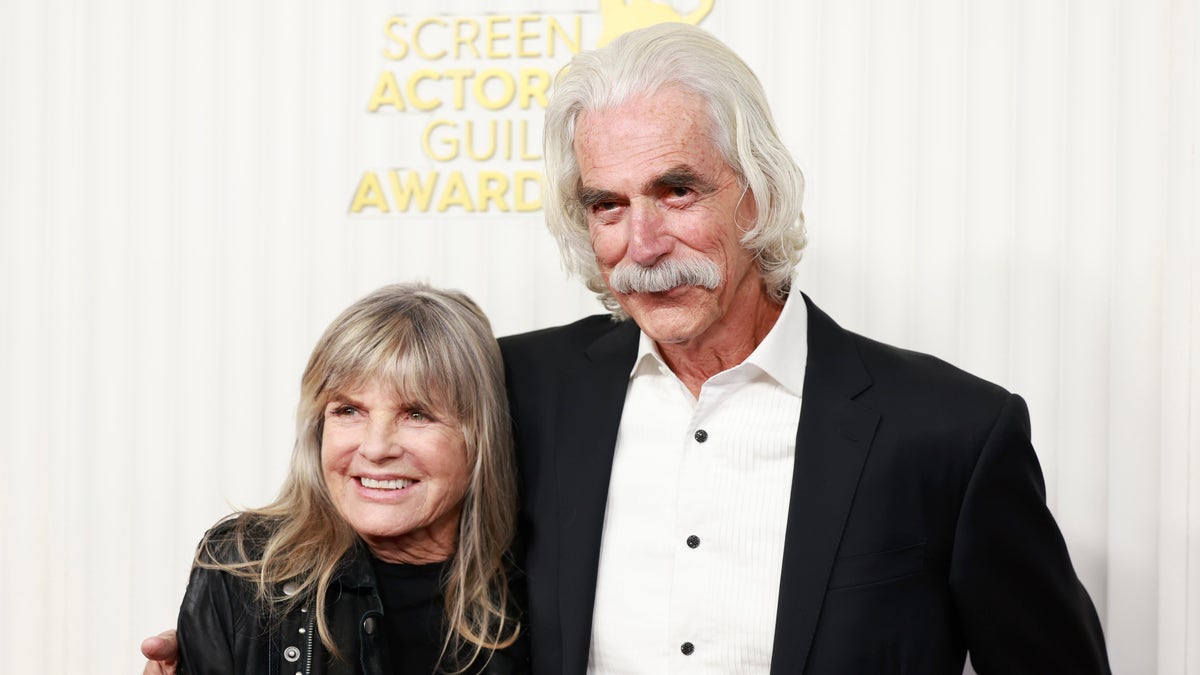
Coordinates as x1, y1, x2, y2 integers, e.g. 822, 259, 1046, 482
177, 518, 528, 675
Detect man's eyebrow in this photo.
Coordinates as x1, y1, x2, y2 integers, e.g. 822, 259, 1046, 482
649, 167, 718, 194
576, 166, 720, 208
577, 187, 619, 209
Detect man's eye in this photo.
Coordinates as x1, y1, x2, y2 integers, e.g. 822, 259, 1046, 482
669, 186, 692, 198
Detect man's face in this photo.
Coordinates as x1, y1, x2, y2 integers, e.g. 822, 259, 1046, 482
574, 86, 763, 347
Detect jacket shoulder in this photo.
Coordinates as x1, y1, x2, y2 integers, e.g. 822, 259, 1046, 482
839, 330, 1025, 464
804, 295, 1010, 411
854, 334, 1010, 403
499, 314, 625, 358
194, 513, 277, 566
177, 515, 274, 675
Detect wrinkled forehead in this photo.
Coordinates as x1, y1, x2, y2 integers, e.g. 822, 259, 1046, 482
576, 105, 733, 197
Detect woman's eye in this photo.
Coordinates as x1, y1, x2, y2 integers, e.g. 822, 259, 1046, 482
406, 409, 432, 423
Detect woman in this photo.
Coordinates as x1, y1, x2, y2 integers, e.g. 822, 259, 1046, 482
176, 283, 526, 674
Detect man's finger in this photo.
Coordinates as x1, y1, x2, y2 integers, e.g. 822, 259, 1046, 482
140, 629, 179, 670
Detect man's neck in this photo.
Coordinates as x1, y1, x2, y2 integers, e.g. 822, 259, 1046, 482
656, 293, 784, 398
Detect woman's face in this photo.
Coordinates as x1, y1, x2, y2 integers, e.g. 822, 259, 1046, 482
321, 378, 470, 563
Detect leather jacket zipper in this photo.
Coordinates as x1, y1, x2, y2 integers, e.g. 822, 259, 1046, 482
304, 606, 316, 675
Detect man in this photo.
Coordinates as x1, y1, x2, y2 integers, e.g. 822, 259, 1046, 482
499, 22, 1108, 674
146, 22, 1109, 674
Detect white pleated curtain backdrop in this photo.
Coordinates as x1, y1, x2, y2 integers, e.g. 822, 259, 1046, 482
0, 1, 1196, 673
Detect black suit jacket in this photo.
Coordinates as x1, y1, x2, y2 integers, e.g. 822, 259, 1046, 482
499, 295, 1109, 674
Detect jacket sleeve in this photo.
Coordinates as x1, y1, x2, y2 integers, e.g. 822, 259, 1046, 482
949, 394, 1110, 674
176, 550, 259, 675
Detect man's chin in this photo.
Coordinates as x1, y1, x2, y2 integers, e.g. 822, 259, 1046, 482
620, 298, 709, 344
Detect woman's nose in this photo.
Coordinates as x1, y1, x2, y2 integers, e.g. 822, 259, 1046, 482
358, 419, 402, 462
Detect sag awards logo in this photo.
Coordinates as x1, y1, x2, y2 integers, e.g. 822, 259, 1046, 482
348, 0, 714, 216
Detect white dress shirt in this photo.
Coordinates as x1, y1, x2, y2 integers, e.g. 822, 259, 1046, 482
587, 291, 809, 674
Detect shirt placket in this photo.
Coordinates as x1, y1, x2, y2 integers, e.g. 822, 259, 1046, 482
668, 378, 731, 670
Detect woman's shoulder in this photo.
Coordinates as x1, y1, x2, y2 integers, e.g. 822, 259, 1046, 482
178, 514, 281, 673
195, 512, 280, 566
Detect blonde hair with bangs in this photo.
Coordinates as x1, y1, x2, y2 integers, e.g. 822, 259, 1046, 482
196, 282, 520, 670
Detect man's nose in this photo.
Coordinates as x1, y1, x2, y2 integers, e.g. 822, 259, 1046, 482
627, 200, 673, 266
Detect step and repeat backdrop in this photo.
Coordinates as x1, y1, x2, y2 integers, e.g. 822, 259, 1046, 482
1, 0, 1197, 672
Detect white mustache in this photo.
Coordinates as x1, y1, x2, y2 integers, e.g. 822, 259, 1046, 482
607, 257, 723, 294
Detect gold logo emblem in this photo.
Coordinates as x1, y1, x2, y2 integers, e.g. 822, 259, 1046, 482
597, 0, 714, 47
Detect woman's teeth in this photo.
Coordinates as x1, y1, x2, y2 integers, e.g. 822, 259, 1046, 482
360, 477, 414, 490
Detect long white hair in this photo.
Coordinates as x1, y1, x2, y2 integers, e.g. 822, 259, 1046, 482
543, 22, 807, 316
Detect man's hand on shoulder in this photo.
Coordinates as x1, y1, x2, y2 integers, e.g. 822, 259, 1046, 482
140, 629, 178, 675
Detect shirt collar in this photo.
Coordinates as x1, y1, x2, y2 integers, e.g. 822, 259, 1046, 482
628, 284, 809, 398
745, 286, 807, 398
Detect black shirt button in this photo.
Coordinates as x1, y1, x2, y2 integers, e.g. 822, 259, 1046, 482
694, 429, 708, 443
681, 641, 695, 655
686, 535, 700, 549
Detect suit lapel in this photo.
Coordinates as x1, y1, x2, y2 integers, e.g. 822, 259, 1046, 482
770, 296, 880, 674
554, 321, 639, 674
